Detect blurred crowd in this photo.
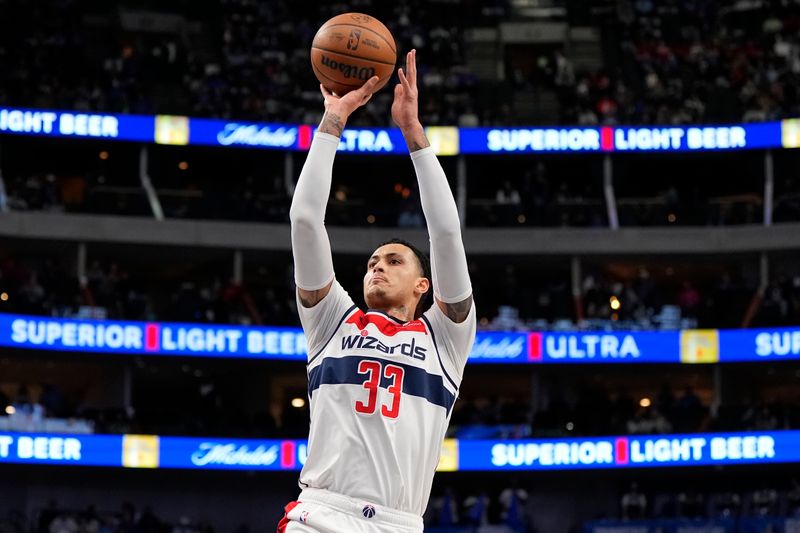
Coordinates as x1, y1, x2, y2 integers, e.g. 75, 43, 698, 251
3, 481, 800, 533
5, 159, 800, 229
1, 0, 800, 126
450, 385, 800, 440
0, 501, 239, 533
425, 484, 531, 532
557, 1, 800, 125
4, 374, 799, 441
0, 256, 297, 327
0, 0, 484, 127
609, 480, 800, 522
4, 253, 800, 330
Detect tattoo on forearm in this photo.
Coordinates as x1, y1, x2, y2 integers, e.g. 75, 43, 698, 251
402, 125, 431, 152
443, 295, 473, 323
319, 112, 345, 137
408, 139, 431, 152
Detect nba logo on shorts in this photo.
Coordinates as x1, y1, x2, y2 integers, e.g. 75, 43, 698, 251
299, 511, 309, 523
362, 505, 376, 519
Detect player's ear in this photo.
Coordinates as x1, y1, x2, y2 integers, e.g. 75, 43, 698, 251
415, 276, 430, 295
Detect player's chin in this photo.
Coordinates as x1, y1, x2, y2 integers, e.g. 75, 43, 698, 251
365, 286, 389, 307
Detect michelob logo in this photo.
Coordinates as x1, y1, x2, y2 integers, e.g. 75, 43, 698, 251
122, 435, 160, 468
680, 329, 719, 363
437, 439, 458, 472
155, 115, 189, 145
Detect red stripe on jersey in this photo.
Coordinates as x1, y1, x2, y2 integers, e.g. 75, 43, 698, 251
277, 501, 300, 533
346, 310, 427, 336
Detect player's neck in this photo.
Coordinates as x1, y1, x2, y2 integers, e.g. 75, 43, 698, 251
373, 304, 414, 323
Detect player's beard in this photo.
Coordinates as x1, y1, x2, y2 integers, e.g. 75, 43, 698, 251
366, 284, 391, 308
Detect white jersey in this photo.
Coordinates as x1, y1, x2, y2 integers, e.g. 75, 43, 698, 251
296, 280, 476, 516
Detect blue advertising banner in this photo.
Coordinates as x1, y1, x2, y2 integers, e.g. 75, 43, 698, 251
0, 433, 122, 466
2, 431, 800, 472
188, 117, 300, 150
158, 436, 307, 470
0, 107, 153, 142
0, 313, 524, 362
718, 327, 800, 362
0, 314, 308, 359
2, 106, 799, 154
4, 313, 800, 364
187, 120, 408, 154
528, 331, 680, 363
465, 331, 529, 363
459, 122, 788, 154
457, 431, 799, 471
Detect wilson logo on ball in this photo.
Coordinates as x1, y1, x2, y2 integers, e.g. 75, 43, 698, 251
320, 55, 376, 80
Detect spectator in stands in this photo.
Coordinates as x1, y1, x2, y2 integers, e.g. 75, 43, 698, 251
499, 480, 529, 531
711, 491, 741, 519
621, 482, 647, 520
676, 490, 705, 519
78, 506, 100, 533
463, 490, 491, 528
397, 204, 424, 228
136, 506, 162, 533
750, 485, 778, 517
496, 181, 521, 206
742, 402, 779, 431
611, 387, 637, 433
788, 479, 800, 517
0, 388, 9, 415
428, 487, 459, 528
12, 385, 32, 412
673, 386, 705, 431
48, 512, 77, 533
39, 383, 67, 418
626, 406, 672, 435
676, 281, 701, 318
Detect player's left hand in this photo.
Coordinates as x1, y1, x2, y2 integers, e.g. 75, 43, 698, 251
392, 49, 420, 130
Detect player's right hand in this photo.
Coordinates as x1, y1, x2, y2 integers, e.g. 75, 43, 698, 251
320, 76, 380, 118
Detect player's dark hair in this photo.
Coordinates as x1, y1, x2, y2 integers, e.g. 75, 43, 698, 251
378, 238, 432, 319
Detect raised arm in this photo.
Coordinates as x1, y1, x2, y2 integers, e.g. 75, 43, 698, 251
392, 50, 473, 323
290, 77, 380, 308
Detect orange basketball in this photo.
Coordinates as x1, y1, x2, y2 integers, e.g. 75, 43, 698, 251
311, 13, 397, 96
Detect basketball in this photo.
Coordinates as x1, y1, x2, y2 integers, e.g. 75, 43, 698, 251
311, 13, 397, 96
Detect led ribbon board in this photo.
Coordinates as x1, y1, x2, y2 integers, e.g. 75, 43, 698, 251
2, 107, 799, 154
2, 431, 799, 471
2, 313, 800, 363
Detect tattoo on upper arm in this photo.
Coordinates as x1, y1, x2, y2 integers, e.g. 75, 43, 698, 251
443, 295, 473, 323
319, 112, 344, 137
298, 292, 315, 308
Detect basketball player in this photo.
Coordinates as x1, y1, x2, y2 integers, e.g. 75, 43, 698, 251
279, 50, 476, 533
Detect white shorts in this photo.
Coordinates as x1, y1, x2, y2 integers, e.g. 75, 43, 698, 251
278, 487, 423, 533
